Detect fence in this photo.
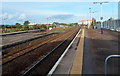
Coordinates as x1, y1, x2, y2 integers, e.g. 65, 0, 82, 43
105, 55, 120, 76
103, 19, 120, 31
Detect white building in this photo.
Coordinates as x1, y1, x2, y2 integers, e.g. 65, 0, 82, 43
28, 22, 37, 25
78, 20, 92, 25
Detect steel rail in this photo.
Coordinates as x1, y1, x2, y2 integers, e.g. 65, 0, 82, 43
47, 29, 81, 75
21, 28, 80, 76
2, 33, 58, 65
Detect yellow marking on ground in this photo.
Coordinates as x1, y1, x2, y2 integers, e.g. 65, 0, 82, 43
70, 29, 84, 74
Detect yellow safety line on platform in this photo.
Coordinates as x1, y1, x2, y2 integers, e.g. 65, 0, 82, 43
70, 29, 84, 75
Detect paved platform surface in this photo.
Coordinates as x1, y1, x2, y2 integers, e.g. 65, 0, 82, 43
52, 30, 81, 75
2, 32, 43, 46
82, 29, 95, 74
82, 29, 119, 74
1, 30, 61, 46
51, 28, 119, 75
70, 29, 84, 74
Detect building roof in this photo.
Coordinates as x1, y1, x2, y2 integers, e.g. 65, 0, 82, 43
80, 20, 92, 22
55, 25, 60, 27
87, 20, 92, 21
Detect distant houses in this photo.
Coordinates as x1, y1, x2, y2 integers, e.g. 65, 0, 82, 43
78, 20, 92, 26
28, 22, 37, 25
1, 21, 69, 33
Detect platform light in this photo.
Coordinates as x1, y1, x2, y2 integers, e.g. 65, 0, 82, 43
93, 1, 109, 34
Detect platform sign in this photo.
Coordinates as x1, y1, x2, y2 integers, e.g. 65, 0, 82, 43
100, 17, 103, 20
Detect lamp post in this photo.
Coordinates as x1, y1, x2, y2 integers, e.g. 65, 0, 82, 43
91, 11, 97, 28
3, 18, 8, 32
89, 8, 92, 20
46, 17, 49, 29
93, 2, 108, 34
89, 8, 96, 29
88, 8, 92, 28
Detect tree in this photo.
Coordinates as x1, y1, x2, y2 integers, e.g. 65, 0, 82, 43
23, 21, 30, 25
15, 23, 21, 25
74, 23, 78, 25
16, 25, 22, 29
32, 25, 39, 30
96, 21, 101, 24
108, 17, 114, 21
52, 22, 59, 25
92, 18, 96, 25
23, 25, 29, 30
1, 25, 5, 29
40, 24, 47, 29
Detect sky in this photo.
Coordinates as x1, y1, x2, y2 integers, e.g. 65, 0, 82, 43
0, 1, 119, 25
118, 1, 120, 19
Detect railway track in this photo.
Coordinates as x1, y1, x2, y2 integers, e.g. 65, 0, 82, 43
2, 31, 57, 54
2, 30, 70, 63
21, 27, 80, 75
2, 32, 60, 64
2, 29, 71, 63
2, 27, 80, 75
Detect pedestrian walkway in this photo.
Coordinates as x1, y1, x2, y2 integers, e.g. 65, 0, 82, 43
82, 29, 95, 74
51, 28, 119, 75
82, 29, 119, 74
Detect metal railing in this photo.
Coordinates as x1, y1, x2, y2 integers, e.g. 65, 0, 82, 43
105, 55, 120, 76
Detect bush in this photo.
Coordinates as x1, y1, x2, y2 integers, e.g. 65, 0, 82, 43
40, 24, 47, 29
32, 25, 39, 30
23, 21, 30, 25
23, 25, 29, 31
15, 23, 21, 25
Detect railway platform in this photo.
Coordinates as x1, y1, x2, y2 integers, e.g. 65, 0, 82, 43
52, 29, 82, 75
50, 29, 84, 75
51, 28, 119, 75
2, 27, 119, 75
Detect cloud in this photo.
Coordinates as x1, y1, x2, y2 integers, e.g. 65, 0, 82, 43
18, 13, 26, 20
1, 13, 8, 20
3, 0, 120, 2
26, 9, 72, 16
49, 14, 76, 20
0, 13, 27, 20
0, 13, 14, 20
7, 14, 14, 19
